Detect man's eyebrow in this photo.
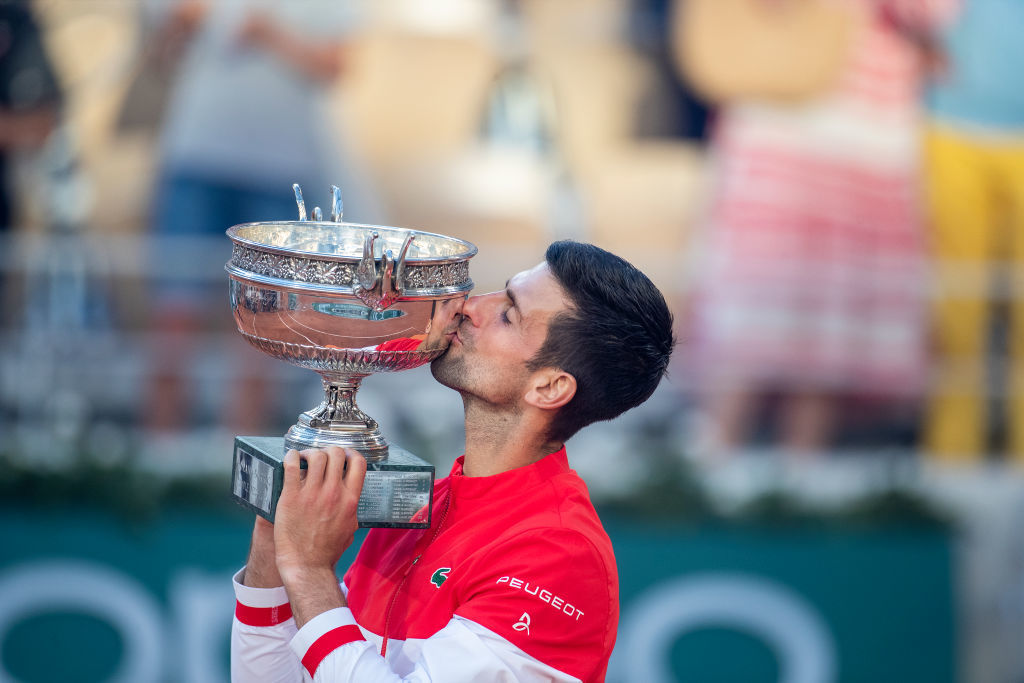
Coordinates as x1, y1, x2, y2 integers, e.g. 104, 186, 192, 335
504, 280, 520, 312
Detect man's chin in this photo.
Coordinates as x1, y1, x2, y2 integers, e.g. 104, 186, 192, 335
429, 352, 461, 390
430, 343, 454, 367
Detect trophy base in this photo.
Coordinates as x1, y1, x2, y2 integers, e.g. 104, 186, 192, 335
231, 436, 434, 528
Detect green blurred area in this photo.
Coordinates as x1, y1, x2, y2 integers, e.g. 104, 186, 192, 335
0, 468, 954, 682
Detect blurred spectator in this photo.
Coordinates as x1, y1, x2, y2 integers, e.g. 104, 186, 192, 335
629, 0, 710, 141
922, 0, 1024, 463
680, 0, 955, 456
141, 0, 377, 434
0, 0, 61, 307
481, 1, 555, 157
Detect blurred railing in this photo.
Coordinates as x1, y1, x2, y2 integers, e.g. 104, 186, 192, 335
0, 231, 312, 472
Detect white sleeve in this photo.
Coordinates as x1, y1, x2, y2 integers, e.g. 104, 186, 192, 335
292, 611, 580, 682
230, 567, 303, 682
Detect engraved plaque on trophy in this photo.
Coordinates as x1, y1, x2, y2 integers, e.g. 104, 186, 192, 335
226, 185, 475, 528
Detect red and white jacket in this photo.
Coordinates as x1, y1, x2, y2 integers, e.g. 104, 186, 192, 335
232, 447, 619, 682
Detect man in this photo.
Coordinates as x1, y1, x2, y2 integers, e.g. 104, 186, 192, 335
231, 241, 675, 681
141, 0, 380, 434
0, 1, 62, 312
0, 0, 61, 231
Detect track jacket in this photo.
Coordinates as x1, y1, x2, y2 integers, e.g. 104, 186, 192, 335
232, 447, 619, 682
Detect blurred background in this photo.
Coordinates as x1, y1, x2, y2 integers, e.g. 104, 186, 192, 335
1, 0, 1022, 680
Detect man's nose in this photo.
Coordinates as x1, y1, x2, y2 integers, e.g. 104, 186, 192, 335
460, 291, 497, 324
461, 294, 484, 324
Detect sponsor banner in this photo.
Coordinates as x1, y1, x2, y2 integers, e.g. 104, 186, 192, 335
605, 520, 955, 683
0, 507, 953, 682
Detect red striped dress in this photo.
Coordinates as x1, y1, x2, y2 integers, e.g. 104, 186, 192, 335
687, 0, 958, 394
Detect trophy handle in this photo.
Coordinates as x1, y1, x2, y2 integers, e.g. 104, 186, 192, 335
292, 183, 307, 221
352, 231, 416, 312
354, 232, 380, 292
331, 184, 344, 222
284, 374, 389, 461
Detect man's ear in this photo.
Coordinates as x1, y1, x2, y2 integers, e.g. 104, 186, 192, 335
524, 368, 577, 410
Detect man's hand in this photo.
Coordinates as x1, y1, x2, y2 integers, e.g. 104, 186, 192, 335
234, 10, 344, 82
235, 10, 276, 49
273, 447, 366, 627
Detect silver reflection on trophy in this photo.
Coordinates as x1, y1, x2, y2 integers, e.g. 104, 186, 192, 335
225, 184, 476, 527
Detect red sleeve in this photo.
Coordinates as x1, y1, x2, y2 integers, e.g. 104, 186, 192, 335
453, 528, 618, 682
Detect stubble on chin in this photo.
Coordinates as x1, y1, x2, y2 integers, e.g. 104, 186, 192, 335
430, 349, 464, 390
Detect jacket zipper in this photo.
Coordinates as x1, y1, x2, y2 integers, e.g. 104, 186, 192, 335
380, 488, 453, 658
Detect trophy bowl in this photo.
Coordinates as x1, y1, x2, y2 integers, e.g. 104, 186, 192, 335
225, 185, 476, 526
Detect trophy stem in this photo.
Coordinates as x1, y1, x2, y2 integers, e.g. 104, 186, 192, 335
284, 374, 389, 461
312, 375, 373, 427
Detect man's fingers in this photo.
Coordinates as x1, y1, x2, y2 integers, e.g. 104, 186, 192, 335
283, 447, 363, 519
282, 449, 303, 493
300, 448, 328, 486
324, 445, 347, 485
343, 449, 367, 495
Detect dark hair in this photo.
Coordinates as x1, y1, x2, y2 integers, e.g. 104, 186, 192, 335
529, 241, 675, 442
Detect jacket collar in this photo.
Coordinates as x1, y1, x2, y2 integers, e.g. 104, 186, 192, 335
447, 447, 570, 500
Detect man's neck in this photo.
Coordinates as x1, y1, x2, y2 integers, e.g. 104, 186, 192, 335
461, 401, 562, 477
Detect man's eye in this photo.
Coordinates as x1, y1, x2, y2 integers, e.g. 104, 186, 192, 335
500, 308, 512, 324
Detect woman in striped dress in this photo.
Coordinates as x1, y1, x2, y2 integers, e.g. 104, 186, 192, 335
686, 0, 957, 455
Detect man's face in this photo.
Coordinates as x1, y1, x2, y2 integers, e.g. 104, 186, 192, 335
431, 262, 572, 405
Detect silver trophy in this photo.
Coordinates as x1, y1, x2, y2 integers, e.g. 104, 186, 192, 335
226, 184, 476, 528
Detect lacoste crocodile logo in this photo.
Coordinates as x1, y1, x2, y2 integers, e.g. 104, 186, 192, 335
430, 567, 451, 588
